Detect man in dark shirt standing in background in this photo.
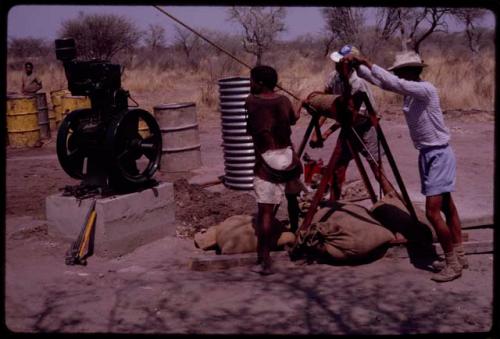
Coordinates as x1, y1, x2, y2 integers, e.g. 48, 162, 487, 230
245, 65, 302, 275
21, 62, 42, 95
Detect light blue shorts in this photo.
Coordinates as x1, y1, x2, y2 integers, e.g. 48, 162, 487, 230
418, 144, 456, 196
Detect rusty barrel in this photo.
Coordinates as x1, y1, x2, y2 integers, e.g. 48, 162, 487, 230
50, 89, 70, 127
6, 94, 41, 147
34, 92, 50, 139
153, 102, 202, 172
218, 77, 253, 190
59, 95, 91, 125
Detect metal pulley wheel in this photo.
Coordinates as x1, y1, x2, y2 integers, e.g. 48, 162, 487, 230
56, 108, 93, 179
106, 108, 162, 185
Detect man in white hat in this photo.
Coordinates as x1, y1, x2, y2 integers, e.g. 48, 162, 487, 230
309, 44, 394, 201
345, 51, 466, 283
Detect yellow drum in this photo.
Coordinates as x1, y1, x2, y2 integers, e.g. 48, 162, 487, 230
50, 89, 70, 126
48, 109, 56, 130
59, 95, 91, 124
138, 119, 149, 138
6, 95, 41, 147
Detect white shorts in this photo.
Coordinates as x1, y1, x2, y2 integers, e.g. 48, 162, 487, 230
253, 176, 285, 204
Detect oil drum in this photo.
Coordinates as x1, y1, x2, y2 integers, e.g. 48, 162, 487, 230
6, 94, 41, 147
50, 89, 70, 127
60, 95, 91, 124
34, 92, 50, 139
153, 102, 202, 172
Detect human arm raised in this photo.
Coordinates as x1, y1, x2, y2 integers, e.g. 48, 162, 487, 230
344, 55, 429, 100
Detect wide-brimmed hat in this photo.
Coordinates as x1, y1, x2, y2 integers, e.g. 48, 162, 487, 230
388, 51, 428, 71
330, 44, 361, 62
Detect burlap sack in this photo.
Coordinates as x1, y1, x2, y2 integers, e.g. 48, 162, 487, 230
305, 92, 340, 119
194, 227, 218, 250
295, 204, 395, 261
370, 195, 436, 243
213, 215, 297, 254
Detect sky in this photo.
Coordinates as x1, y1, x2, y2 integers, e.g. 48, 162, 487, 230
7, 5, 496, 43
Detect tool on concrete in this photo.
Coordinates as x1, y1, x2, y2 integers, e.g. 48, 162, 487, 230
65, 199, 97, 265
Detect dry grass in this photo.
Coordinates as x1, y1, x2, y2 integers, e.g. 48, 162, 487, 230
424, 51, 495, 111
6, 48, 495, 121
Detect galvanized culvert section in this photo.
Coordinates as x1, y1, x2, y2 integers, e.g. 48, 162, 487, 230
218, 76, 254, 190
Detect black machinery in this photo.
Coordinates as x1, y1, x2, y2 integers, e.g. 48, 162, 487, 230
55, 38, 162, 193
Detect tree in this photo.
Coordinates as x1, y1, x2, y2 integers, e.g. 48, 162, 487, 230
8, 37, 50, 59
375, 7, 488, 54
321, 7, 365, 55
58, 12, 142, 60
451, 8, 489, 54
143, 23, 167, 52
228, 6, 287, 65
173, 26, 202, 69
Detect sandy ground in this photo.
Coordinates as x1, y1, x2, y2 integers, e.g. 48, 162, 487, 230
4, 109, 495, 334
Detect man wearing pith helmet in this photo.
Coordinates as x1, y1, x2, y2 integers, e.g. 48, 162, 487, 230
346, 50, 466, 283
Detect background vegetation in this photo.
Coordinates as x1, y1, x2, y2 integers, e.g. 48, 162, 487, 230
6, 7, 495, 121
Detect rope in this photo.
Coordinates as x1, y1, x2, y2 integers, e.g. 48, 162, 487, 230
152, 5, 304, 103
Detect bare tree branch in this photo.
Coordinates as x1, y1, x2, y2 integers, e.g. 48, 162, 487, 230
173, 26, 201, 68
374, 7, 487, 54
228, 6, 286, 65
322, 7, 364, 45
451, 8, 488, 53
144, 24, 166, 52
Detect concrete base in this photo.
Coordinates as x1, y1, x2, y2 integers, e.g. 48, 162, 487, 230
46, 182, 175, 258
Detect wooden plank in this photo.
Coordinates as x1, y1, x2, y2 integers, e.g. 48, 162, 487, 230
461, 216, 494, 229
386, 240, 493, 259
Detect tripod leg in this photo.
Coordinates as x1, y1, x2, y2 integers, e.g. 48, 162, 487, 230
297, 113, 323, 158
361, 92, 419, 224
345, 130, 378, 204
295, 128, 346, 235
375, 124, 419, 223
349, 126, 398, 197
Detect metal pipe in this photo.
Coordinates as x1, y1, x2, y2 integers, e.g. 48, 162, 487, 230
152, 6, 317, 106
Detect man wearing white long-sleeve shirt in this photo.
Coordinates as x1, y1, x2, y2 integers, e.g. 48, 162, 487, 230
345, 51, 466, 283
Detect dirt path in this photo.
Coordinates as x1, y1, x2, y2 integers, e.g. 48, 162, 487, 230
4, 112, 495, 334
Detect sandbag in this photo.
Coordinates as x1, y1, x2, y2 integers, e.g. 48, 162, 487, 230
213, 214, 296, 254
370, 195, 436, 243
216, 216, 258, 254
295, 203, 395, 261
194, 227, 218, 250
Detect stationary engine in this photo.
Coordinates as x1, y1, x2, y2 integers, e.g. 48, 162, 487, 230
55, 38, 162, 193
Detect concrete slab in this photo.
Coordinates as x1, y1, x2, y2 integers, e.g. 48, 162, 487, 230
386, 240, 493, 259
386, 227, 494, 258
189, 251, 289, 271
46, 182, 175, 258
412, 201, 493, 228
190, 227, 493, 271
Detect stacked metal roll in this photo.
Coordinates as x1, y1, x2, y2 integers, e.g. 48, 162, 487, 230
218, 77, 254, 190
